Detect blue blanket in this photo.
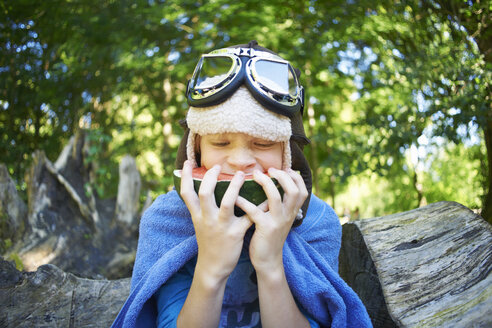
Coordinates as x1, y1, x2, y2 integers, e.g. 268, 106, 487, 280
112, 190, 372, 328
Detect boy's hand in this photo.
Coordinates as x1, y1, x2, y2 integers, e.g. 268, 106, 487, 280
179, 160, 252, 284
235, 168, 308, 274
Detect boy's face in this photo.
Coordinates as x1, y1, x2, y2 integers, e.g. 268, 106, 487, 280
200, 133, 283, 175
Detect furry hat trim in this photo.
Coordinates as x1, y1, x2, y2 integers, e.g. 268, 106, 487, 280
186, 86, 292, 169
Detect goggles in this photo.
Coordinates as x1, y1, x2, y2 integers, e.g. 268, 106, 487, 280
186, 47, 304, 118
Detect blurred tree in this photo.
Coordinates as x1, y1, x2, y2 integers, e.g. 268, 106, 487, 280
325, 0, 491, 220
1, 0, 489, 223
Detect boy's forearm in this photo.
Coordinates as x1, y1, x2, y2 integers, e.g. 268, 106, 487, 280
256, 265, 311, 328
177, 263, 228, 328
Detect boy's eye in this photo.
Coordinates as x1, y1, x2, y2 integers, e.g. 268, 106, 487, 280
254, 142, 276, 148
211, 141, 230, 147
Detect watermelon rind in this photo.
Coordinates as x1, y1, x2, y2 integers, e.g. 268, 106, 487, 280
173, 169, 284, 216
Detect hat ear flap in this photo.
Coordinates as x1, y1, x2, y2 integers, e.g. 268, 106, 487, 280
290, 139, 312, 227
175, 119, 189, 170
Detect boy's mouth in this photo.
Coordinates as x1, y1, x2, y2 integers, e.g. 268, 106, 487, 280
219, 170, 267, 178
219, 171, 254, 178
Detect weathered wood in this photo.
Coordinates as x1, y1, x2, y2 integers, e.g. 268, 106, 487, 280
4, 131, 138, 279
0, 164, 27, 244
115, 155, 141, 225
45, 155, 100, 230
0, 258, 130, 327
339, 223, 397, 328
340, 201, 492, 328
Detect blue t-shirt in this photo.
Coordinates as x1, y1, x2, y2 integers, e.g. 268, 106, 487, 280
155, 253, 320, 328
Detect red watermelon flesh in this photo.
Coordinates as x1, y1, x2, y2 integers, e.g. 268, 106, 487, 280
184, 166, 256, 181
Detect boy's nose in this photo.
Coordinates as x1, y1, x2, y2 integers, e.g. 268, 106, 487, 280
227, 149, 256, 173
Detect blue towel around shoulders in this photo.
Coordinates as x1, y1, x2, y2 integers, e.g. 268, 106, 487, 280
111, 190, 372, 328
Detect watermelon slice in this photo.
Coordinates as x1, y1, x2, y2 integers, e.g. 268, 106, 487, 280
173, 167, 284, 216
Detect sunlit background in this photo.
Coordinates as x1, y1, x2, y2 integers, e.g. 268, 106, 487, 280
1, 0, 490, 223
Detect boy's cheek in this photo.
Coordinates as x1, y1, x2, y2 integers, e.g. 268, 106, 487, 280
200, 150, 225, 169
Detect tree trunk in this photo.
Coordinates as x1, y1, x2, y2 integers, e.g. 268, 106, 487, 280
412, 169, 423, 208
340, 201, 492, 327
0, 165, 28, 255
115, 155, 141, 226
4, 131, 138, 279
481, 118, 492, 223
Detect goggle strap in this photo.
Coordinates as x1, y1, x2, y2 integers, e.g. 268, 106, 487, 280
209, 47, 280, 60
300, 87, 305, 116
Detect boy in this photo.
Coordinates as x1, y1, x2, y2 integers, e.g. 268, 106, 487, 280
112, 41, 372, 328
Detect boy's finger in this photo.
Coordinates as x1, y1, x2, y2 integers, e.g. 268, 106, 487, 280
268, 168, 299, 197
288, 169, 309, 208
197, 164, 221, 213
179, 160, 200, 216
257, 200, 269, 212
219, 171, 245, 219
237, 214, 254, 233
268, 168, 304, 221
253, 170, 283, 215
235, 196, 265, 225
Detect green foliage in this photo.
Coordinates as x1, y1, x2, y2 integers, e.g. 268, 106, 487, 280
422, 142, 483, 209
1, 0, 490, 221
8, 253, 24, 271
83, 128, 116, 198
0, 238, 12, 255
337, 140, 483, 218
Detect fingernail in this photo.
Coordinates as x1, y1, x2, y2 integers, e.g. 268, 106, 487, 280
235, 171, 244, 178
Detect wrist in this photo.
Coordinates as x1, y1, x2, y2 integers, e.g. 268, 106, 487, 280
251, 251, 284, 275
254, 260, 285, 281
194, 258, 230, 289
255, 264, 288, 296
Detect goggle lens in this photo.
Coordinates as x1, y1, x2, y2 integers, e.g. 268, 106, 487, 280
193, 56, 234, 89
254, 60, 292, 95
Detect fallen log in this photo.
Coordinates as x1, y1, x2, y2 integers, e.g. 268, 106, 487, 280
340, 201, 492, 327
0, 258, 130, 327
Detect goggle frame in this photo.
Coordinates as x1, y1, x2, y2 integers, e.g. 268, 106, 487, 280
186, 47, 304, 118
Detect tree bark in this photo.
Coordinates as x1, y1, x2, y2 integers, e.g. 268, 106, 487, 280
340, 201, 492, 327
0, 164, 27, 245
0, 259, 130, 327
115, 155, 141, 226
481, 118, 492, 223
